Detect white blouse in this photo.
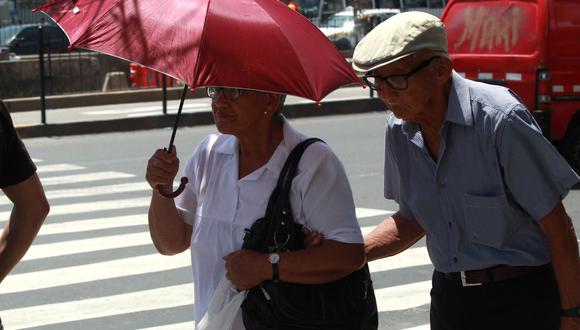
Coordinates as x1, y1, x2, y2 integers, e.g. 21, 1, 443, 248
175, 119, 363, 328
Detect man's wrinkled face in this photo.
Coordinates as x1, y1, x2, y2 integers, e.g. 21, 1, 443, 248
371, 53, 439, 121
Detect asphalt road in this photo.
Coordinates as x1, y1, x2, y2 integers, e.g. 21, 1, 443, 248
1, 112, 579, 330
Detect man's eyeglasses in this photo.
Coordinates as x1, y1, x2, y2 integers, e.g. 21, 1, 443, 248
206, 87, 244, 101
363, 56, 440, 91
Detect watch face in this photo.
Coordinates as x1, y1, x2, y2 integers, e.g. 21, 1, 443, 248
269, 253, 280, 264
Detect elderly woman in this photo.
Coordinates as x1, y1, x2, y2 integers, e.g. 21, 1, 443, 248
145, 87, 365, 329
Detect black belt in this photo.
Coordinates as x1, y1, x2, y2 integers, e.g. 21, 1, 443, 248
439, 264, 548, 287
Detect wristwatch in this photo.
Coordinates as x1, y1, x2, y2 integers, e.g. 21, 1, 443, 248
561, 306, 580, 317
268, 253, 280, 282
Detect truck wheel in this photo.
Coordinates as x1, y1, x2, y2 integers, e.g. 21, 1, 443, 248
563, 123, 580, 174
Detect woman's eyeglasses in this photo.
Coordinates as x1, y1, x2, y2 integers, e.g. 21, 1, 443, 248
206, 87, 244, 101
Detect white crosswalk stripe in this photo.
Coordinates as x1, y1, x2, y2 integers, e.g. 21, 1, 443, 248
36, 163, 86, 173
22, 232, 152, 261
368, 246, 432, 272
35, 214, 147, 235
375, 280, 431, 312
1, 284, 193, 329
0, 161, 433, 329
140, 322, 196, 330
0, 253, 190, 294
0, 197, 151, 219
40, 171, 135, 186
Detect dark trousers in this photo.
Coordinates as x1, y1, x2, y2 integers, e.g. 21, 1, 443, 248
430, 264, 561, 330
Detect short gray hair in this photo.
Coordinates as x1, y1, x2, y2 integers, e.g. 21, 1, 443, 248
278, 94, 287, 112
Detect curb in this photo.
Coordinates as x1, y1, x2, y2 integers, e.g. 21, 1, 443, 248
16, 98, 385, 138
4, 87, 207, 112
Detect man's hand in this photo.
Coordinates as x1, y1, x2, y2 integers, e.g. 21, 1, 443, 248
223, 250, 269, 291
364, 212, 425, 261
303, 226, 323, 248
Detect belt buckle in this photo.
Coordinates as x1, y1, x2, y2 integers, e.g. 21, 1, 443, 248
460, 271, 482, 287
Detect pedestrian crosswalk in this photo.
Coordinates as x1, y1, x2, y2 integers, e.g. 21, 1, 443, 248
0, 160, 433, 329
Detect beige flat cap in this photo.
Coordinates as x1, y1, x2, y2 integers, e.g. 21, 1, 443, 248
352, 11, 447, 73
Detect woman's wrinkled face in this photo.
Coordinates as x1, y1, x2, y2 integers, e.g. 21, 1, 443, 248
210, 89, 271, 136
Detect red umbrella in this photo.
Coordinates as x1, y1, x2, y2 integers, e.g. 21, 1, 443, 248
34, 0, 360, 102
34, 0, 362, 197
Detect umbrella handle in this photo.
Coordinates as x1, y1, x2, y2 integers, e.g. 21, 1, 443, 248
157, 85, 189, 199
156, 177, 189, 199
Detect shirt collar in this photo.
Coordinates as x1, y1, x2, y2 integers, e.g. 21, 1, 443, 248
445, 71, 474, 127
214, 133, 237, 155
217, 116, 306, 181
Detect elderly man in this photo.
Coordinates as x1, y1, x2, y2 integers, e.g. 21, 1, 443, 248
353, 11, 580, 330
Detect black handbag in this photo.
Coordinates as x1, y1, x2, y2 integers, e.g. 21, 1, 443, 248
241, 138, 378, 330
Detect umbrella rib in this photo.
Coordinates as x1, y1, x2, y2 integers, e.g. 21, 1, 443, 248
255, 1, 318, 101
282, 32, 317, 101
191, 0, 214, 87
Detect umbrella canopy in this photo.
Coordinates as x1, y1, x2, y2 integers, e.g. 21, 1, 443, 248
34, 0, 361, 102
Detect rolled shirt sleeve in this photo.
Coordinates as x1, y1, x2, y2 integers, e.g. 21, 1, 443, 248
0, 102, 36, 188
175, 137, 212, 226
497, 106, 580, 220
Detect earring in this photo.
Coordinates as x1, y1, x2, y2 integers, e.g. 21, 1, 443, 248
264, 111, 268, 115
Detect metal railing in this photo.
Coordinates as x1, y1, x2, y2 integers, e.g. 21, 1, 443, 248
0, 0, 45, 26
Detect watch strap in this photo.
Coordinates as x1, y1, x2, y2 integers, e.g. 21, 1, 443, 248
561, 307, 580, 317
272, 261, 279, 282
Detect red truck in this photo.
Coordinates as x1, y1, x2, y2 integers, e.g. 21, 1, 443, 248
129, 63, 179, 88
441, 0, 580, 172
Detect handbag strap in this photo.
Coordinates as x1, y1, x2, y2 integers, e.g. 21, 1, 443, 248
278, 138, 324, 193
264, 138, 324, 249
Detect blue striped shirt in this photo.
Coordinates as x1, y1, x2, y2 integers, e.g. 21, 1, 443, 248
384, 71, 580, 272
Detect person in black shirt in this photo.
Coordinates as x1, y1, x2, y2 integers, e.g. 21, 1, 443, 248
0, 99, 49, 283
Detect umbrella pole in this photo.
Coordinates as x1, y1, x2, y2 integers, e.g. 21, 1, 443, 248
158, 84, 189, 199
167, 84, 189, 151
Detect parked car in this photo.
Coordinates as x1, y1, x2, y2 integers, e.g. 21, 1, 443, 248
0, 23, 69, 55
319, 7, 400, 50
441, 0, 580, 172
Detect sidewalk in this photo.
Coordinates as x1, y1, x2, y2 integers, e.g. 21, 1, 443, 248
12, 87, 385, 138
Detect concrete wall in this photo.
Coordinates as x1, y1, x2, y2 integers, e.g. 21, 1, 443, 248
3, 86, 206, 112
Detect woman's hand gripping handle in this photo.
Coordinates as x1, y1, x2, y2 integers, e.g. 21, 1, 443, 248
146, 146, 188, 198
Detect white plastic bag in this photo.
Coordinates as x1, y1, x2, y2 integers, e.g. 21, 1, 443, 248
197, 277, 247, 330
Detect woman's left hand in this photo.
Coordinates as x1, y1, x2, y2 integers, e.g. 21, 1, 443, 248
223, 250, 269, 291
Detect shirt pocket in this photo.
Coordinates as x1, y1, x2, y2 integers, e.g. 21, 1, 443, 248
463, 193, 526, 249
